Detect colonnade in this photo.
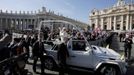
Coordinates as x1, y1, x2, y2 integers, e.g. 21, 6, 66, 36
0, 18, 38, 31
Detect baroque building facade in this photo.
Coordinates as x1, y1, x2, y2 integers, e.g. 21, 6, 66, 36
89, 0, 134, 31
0, 7, 88, 31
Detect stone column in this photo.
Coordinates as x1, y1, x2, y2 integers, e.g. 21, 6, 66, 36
28, 19, 30, 26
23, 19, 25, 29
120, 15, 124, 30
126, 15, 129, 30
25, 19, 27, 29
2, 18, 5, 30
34, 19, 36, 29
109, 17, 112, 30
0, 18, 2, 30
31, 19, 33, 25
10, 19, 13, 30
9, 19, 11, 30
130, 15, 132, 30
26, 19, 29, 28
22, 19, 25, 30
113, 16, 116, 30
16, 19, 18, 30
27, 19, 29, 28
31, 19, 34, 29
15, 19, 18, 30
11, 19, 13, 30
1, 18, 3, 30
17, 19, 19, 30
33, 19, 35, 25
26, 19, 29, 29
12, 19, 15, 28
26, 19, 28, 29
13, 19, 15, 30
19, 19, 22, 30
34, 19, 36, 26
5, 18, 8, 29
95, 18, 99, 28
21, 19, 23, 30
101, 17, 104, 30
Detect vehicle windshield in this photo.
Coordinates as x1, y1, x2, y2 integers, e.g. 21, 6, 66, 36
37, 20, 92, 50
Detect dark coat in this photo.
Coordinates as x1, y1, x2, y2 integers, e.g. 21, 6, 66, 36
57, 43, 69, 63
124, 38, 133, 48
32, 41, 46, 57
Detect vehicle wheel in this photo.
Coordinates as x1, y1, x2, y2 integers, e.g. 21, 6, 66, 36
44, 58, 55, 70
96, 65, 121, 75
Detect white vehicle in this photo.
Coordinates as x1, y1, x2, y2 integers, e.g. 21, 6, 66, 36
38, 20, 127, 75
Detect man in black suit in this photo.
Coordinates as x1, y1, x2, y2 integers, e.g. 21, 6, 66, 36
0, 30, 12, 61
57, 41, 69, 75
124, 35, 133, 60
32, 38, 46, 75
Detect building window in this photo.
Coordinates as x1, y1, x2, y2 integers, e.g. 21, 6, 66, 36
104, 25, 107, 30
116, 24, 120, 30
123, 26, 126, 30
132, 24, 134, 29
111, 26, 114, 30
92, 12, 95, 15
42, 18, 44, 20
116, 16, 121, 22
92, 24, 95, 30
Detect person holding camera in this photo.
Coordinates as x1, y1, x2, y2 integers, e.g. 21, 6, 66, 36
124, 34, 133, 60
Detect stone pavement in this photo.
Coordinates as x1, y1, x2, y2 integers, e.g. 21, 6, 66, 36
25, 59, 59, 75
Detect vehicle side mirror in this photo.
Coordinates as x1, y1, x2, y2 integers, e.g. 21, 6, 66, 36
90, 46, 96, 53
85, 46, 90, 51
92, 46, 97, 50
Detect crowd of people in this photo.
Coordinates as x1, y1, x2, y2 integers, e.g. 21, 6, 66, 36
0, 27, 115, 75
0, 30, 35, 75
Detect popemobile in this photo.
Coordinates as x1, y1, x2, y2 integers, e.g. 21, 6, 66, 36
38, 20, 127, 75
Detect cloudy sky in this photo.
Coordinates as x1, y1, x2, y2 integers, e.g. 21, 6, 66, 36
0, 0, 132, 23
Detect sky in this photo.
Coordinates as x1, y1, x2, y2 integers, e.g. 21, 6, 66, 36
0, 0, 132, 23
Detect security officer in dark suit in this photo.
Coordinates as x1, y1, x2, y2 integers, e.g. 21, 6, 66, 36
0, 30, 12, 61
32, 38, 46, 75
57, 42, 69, 75
124, 36, 133, 60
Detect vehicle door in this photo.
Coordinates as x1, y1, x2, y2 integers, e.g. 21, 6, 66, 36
67, 38, 94, 69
